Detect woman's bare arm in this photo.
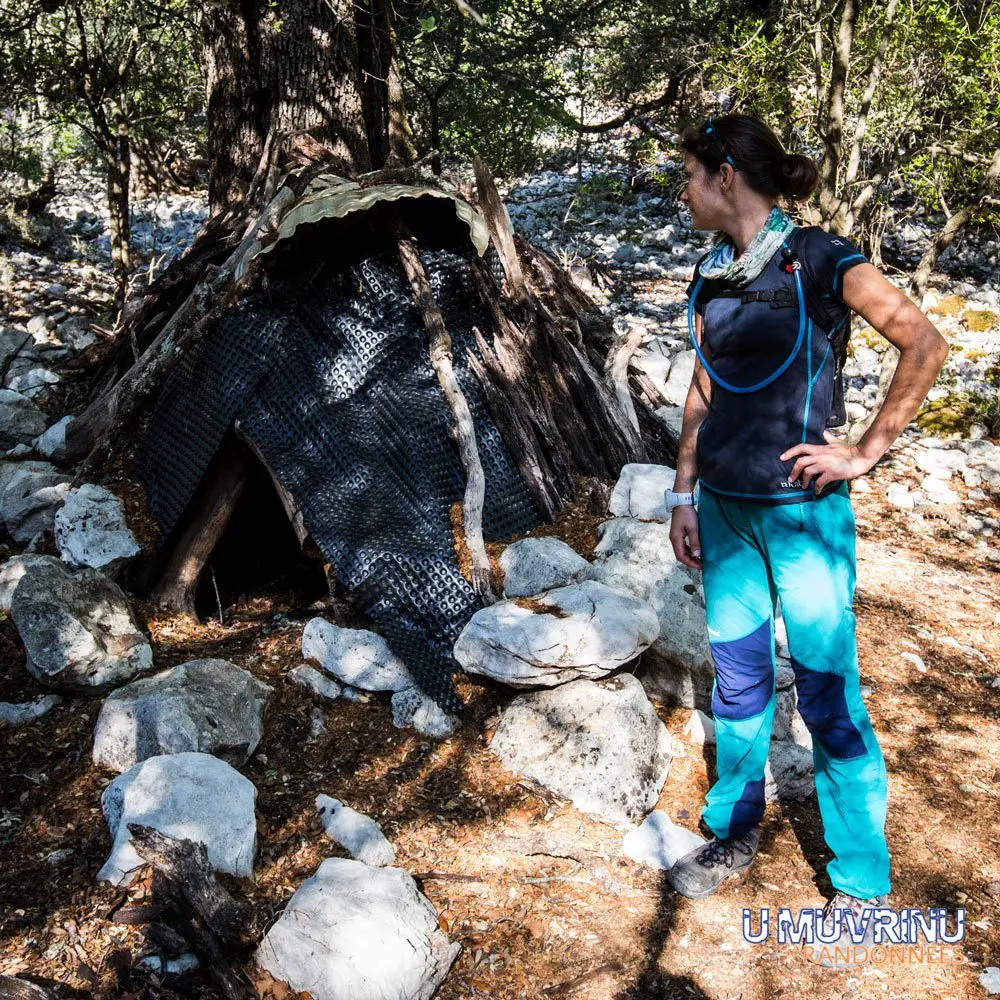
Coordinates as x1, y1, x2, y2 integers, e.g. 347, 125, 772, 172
781, 264, 949, 493
671, 312, 712, 569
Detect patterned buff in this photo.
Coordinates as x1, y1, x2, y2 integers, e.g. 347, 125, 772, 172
698, 205, 796, 287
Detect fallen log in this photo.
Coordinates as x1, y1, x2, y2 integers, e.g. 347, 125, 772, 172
0, 978, 57, 1000
127, 824, 252, 1000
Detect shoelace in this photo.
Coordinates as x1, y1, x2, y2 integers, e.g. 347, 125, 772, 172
823, 892, 883, 926
695, 836, 752, 869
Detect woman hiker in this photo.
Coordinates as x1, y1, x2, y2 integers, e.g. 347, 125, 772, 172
661, 113, 949, 964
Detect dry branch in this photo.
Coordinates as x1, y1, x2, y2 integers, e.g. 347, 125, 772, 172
0, 978, 57, 1000
127, 824, 252, 1000
396, 234, 498, 603
67, 184, 297, 466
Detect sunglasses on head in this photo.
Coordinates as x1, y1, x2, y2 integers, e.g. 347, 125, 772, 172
701, 117, 737, 169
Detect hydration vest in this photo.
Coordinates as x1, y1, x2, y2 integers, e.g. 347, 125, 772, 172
685, 226, 869, 504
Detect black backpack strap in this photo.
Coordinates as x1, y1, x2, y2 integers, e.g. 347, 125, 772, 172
786, 226, 853, 427
713, 287, 796, 307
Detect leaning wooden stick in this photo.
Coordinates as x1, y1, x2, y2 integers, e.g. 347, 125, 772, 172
396, 233, 498, 604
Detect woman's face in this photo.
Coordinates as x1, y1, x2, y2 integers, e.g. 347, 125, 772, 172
680, 153, 727, 231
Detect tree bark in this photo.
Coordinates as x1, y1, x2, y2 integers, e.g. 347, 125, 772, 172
101, 116, 132, 300
909, 147, 1000, 302
818, 0, 857, 234
203, 0, 387, 212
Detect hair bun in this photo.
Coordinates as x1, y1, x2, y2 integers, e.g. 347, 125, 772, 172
778, 152, 819, 201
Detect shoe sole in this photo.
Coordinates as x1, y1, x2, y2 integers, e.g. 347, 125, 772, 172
666, 859, 754, 899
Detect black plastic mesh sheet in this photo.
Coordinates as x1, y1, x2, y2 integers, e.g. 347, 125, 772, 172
136, 246, 538, 712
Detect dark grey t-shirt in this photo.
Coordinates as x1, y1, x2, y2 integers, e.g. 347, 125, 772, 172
686, 227, 868, 505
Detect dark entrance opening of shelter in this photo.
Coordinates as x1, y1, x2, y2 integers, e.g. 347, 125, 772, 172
191, 450, 330, 621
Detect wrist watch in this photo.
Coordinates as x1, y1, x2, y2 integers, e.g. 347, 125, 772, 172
665, 482, 700, 513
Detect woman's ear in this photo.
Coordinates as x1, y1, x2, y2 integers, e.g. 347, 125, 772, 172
718, 163, 736, 192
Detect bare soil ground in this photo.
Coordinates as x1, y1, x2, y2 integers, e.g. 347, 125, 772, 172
0, 459, 997, 1000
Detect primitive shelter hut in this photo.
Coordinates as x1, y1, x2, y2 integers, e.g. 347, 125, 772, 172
65, 152, 675, 713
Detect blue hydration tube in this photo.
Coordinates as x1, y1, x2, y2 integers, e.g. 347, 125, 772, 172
687, 253, 808, 394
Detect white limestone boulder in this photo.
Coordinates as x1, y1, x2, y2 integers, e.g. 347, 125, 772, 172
663, 349, 695, 405
453, 579, 659, 688
632, 340, 672, 399
92, 658, 272, 772
590, 518, 714, 708
0, 460, 71, 542
255, 857, 460, 1000
289, 664, 342, 700
391, 686, 460, 739
654, 405, 684, 442
621, 811, 706, 870
0, 553, 59, 611
11, 558, 152, 692
915, 448, 966, 478
608, 463, 676, 521
54, 484, 140, 570
684, 708, 715, 744
0, 389, 48, 450
315, 795, 396, 867
98, 752, 257, 885
772, 686, 798, 742
302, 618, 412, 691
765, 740, 815, 802
489, 673, 673, 828
34, 415, 74, 462
499, 536, 592, 597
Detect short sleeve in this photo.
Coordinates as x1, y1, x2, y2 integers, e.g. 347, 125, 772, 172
801, 228, 868, 307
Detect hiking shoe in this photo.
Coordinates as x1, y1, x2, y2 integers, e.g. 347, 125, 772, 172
665, 827, 762, 899
808, 891, 890, 968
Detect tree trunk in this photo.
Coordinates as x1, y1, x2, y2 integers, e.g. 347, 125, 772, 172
910, 147, 1000, 302
817, 0, 857, 234
203, 0, 393, 212
102, 122, 132, 301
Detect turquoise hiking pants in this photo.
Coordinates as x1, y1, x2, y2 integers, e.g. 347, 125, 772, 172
697, 482, 891, 899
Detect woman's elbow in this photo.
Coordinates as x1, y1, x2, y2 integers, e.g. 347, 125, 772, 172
927, 329, 950, 370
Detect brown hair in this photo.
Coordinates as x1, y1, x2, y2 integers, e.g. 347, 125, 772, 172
681, 114, 818, 201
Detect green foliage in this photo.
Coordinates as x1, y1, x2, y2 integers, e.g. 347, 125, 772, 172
0, 0, 203, 187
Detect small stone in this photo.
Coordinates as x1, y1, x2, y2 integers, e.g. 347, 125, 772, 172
315, 794, 396, 866
289, 664, 342, 701
138, 953, 200, 976
683, 709, 715, 745
920, 475, 959, 505
621, 811, 706, 870
900, 652, 927, 673
0, 694, 62, 726
391, 687, 459, 739
979, 967, 1000, 995
301, 618, 412, 691
309, 706, 327, 739
886, 482, 914, 509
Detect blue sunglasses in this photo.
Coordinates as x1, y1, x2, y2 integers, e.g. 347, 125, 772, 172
702, 120, 737, 168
